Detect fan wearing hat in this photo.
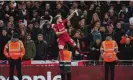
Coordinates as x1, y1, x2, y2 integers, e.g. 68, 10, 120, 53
4, 33, 25, 80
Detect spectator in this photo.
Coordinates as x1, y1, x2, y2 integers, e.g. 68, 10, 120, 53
0, 29, 10, 60
44, 3, 52, 15
91, 13, 100, 24
128, 1, 133, 19
91, 24, 102, 45
3, 5, 11, 22
114, 22, 125, 47
16, 23, 26, 42
102, 12, 110, 27
70, 30, 84, 60
35, 34, 48, 60
106, 24, 114, 37
87, 3, 95, 24
31, 10, 40, 22
7, 16, 15, 29
0, 20, 4, 34
23, 34, 36, 60
66, 20, 74, 36
108, 9, 117, 25
40, 10, 53, 24
42, 22, 58, 60
79, 18, 89, 36
54, 3, 66, 18
120, 37, 133, 64
89, 39, 101, 60
70, 2, 82, 29
0, 4, 4, 20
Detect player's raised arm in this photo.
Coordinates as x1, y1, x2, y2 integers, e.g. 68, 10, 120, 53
67, 9, 78, 21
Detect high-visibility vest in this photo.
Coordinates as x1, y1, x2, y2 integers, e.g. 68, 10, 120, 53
59, 50, 72, 62
101, 40, 118, 62
4, 40, 25, 60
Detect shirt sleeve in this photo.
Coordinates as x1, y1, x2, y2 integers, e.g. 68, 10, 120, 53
53, 24, 58, 32
62, 19, 68, 24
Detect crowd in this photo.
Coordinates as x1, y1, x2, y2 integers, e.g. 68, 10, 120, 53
0, 1, 133, 61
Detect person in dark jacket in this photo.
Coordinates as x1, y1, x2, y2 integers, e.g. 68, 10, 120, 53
23, 34, 36, 60
0, 29, 10, 60
35, 34, 48, 60
114, 22, 125, 47
70, 30, 84, 60
42, 22, 58, 60
119, 37, 133, 65
89, 39, 101, 61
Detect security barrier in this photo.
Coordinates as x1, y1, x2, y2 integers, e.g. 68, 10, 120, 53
0, 60, 133, 80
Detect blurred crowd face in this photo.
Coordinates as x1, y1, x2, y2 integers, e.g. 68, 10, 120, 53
96, 39, 101, 45
83, 10, 87, 16
27, 35, 31, 41
35, 2, 40, 8
28, 23, 33, 29
19, 23, 25, 29
109, 9, 114, 17
116, 22, 121, 29
5, 5, 9, 11
79, 19, 85, 27
93, 26, 98, 32
18, 4, 22, 9
44, 11, 49, 16
45, 4, 50, 10
34, 22, 39, 28
107, 26, 113, 33
104, 13, 109, 20
9, 16, 14, 22
89, 4, 94, 10
0, 20, 4, 27
2, 30, 7, 36
33, 11, 38, 17
126, 38, 130, 44
22, 4, 26, 10
99, 27, 106, 32
129, 1, 133, 8
73, 2, 78, 9
26, 1, 31, 7
95, 21, 101, 28
38, 34, 43, 41
56, 3, 62, 10
74, 30, 81, 38
92, 13, 100, 23
122, 6, 127, 11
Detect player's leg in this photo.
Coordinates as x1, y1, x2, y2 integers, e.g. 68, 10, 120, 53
67, 38, 82, 54
58, 39, 65, 60
58, 39, 66, 80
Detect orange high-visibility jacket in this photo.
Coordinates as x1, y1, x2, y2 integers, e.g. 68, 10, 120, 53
4, 40, 25, 60
100, 40, 118, 62
59, 50, 72, 62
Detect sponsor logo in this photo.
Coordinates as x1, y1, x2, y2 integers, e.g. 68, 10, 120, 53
0, 72, 61, 80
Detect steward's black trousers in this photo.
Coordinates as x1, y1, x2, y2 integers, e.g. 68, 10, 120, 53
60, 62, 71, 80
105, 61, 116, 80
9, 58, 22, 80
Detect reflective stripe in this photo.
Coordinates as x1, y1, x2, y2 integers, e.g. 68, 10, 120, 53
5, 46, 8, 48
115, 47, 118, 48
9, 41, 21, 52
59, 45, 64, 49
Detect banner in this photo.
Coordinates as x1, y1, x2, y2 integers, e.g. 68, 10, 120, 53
0, 65, 133, 80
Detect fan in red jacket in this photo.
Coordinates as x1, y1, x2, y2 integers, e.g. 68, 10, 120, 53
120, 36, 133, 44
